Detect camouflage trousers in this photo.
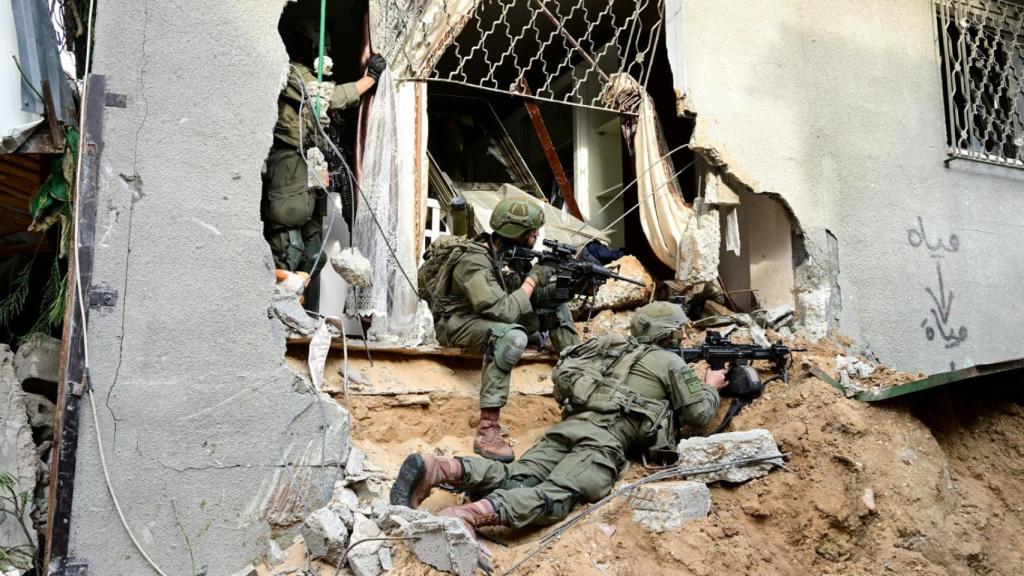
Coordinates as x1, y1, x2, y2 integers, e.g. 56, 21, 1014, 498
458, 418, 625, 528
263, 145, 324, 273
439, 304, 580, 409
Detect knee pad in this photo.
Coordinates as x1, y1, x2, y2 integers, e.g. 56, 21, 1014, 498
491, 327, 528, 372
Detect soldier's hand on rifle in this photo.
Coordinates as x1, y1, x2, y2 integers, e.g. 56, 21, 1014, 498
705, 367, 728, 390
366, 54, 387, 82
528, 264, 556, 286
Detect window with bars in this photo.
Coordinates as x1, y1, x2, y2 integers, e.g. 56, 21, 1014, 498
936, 0, 1024, 168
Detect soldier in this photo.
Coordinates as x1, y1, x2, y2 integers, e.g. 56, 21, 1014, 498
432, 197, 581, 462
390, 301, 726, 538
264, 21, 386, 273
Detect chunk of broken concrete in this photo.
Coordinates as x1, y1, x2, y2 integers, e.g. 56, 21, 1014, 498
300, 506, 349, 565
0, 345, 37, 550
402, 515, 478, 576
347, 513, 384, 576
586, 255, 655, 311
383, 504, 432, 533
22, 393, 55, 439
271, 286, 318, 335
227, 565, 257, 576
629, 481, 711, 533
330, 483, 359, 528
13, 334, 61, 387
677, 429, 784, 483
695, 313, 752, 329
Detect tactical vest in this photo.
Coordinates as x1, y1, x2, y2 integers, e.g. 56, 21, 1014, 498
552, 334, 675, 457
417, 235, 479, 316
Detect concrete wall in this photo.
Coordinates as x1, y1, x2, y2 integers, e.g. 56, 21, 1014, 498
69, 2, 349, 574
677, 0, 1024, 373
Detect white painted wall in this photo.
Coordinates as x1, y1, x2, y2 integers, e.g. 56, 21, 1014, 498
678, 0, 1024, 373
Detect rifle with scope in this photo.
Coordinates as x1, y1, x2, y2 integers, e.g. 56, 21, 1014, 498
508, 239, 644, 301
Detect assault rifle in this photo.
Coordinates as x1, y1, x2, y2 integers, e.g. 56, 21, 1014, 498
670, 330, 806, 380
508, 239, 644, 301
671, 330, 806, 433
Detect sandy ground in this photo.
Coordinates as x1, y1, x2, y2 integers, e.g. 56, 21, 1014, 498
281, 330, 1023, 576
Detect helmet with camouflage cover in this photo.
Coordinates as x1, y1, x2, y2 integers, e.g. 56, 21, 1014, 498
490, 197, 545, 239
631, 301, 688, 344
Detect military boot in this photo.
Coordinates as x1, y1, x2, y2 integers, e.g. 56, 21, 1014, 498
389, 453, 463, 508
438, 498, 503, 532
473, 409, 514, 463
439, 499, 502, 575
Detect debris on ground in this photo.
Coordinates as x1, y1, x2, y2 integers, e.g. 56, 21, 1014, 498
271, 286, 319, 335
629, 480, 711, 532
347, 513, 385, 576
677, 429, 785, 483
300, 506, 349, 565
13, 333, 60, 387
835, 354, 877, 396
401, 514, 479, 576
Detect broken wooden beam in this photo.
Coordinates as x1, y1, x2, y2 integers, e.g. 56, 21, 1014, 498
519, 78, 583, 220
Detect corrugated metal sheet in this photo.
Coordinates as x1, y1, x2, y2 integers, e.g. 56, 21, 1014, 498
11, 0, 74, 122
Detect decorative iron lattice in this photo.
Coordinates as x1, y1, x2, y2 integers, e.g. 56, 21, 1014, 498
381, 0, 664, 114
936, 0, 1024, 168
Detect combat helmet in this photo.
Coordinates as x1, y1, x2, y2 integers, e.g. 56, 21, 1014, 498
490, 197, 545, 239
631, 301, 688, 344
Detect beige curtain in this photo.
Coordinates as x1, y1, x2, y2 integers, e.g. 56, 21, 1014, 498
604, 74, 719, 285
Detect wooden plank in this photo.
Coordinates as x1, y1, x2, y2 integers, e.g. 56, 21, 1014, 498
44, 74, 105, 575
519, 79, 583, 220
41, 81, 63, 146
286, 335, 557, 362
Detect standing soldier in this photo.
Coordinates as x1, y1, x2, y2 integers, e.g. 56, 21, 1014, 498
425, 197, 581, 462
390, 301, 726, 539
264, 21, 386, 273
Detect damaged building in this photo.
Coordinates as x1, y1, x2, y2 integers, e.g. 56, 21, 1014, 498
0, 0, 1022, 575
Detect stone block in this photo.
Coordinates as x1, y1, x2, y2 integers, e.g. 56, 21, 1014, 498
677, 429, 784, 483
300, 506, 349, 565
347, 513, 384, 576
629, 481, 711, 532
593, 255, 655, 311
271, 286, 318, 335
13, 334, 61, 386
403, 515, 478, 576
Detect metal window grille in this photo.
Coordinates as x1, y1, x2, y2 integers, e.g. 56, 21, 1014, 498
422, 197, 448, 254
936, 0, 1024, 168
380, 0, 664, 114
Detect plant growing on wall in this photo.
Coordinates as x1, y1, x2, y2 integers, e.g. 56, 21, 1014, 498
0, 472, 38, 572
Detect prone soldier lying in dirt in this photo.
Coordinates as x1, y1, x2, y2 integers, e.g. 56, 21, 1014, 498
390, 302, 727, 545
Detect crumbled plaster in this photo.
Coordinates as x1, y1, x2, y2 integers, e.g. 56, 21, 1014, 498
695, 144, 831, 339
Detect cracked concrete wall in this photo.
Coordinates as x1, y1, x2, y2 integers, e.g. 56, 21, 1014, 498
68, 2, 350, 574
676, 0, 1024, 373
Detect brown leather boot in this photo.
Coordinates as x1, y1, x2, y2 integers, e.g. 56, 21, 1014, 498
473, 409, 514, 463
438, 498, 503, 532
389, 453, 463, 508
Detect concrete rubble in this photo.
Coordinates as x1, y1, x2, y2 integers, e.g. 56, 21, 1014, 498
12, 334, 61, 388
347, 512, 385, 576
401, 515, 478, 576
629, 481, 711, 533
271, 286, 319, 335
677, 429, 784, 483
300, 506, 349, 565
0, 345, 38, 554
586, 255, 655, 311
836, 355, 876, 397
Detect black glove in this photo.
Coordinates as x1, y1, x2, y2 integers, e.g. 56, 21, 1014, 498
528, 264, 556, 286
366, 54, 387, 82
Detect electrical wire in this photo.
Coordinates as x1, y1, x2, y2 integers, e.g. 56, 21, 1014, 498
594, 158, 698, 238
565, 142, 692, 242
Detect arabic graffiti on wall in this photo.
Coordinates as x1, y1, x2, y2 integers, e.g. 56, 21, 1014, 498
907, 216, 967, 350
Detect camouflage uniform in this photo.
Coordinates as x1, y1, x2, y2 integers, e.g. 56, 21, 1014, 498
437, 235, 580, 409
263, 63, 361, 272
457, 345, 719, 528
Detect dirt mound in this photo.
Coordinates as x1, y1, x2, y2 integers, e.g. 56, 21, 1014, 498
328, 338, 1023, 576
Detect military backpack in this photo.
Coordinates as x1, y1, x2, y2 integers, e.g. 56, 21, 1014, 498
417, 235, 476, 315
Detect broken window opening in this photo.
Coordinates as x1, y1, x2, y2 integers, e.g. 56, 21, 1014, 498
264, 0, 369, 320
394, 0, 664, 114
936, 0, 1024, 168
716, 189, 796, 313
